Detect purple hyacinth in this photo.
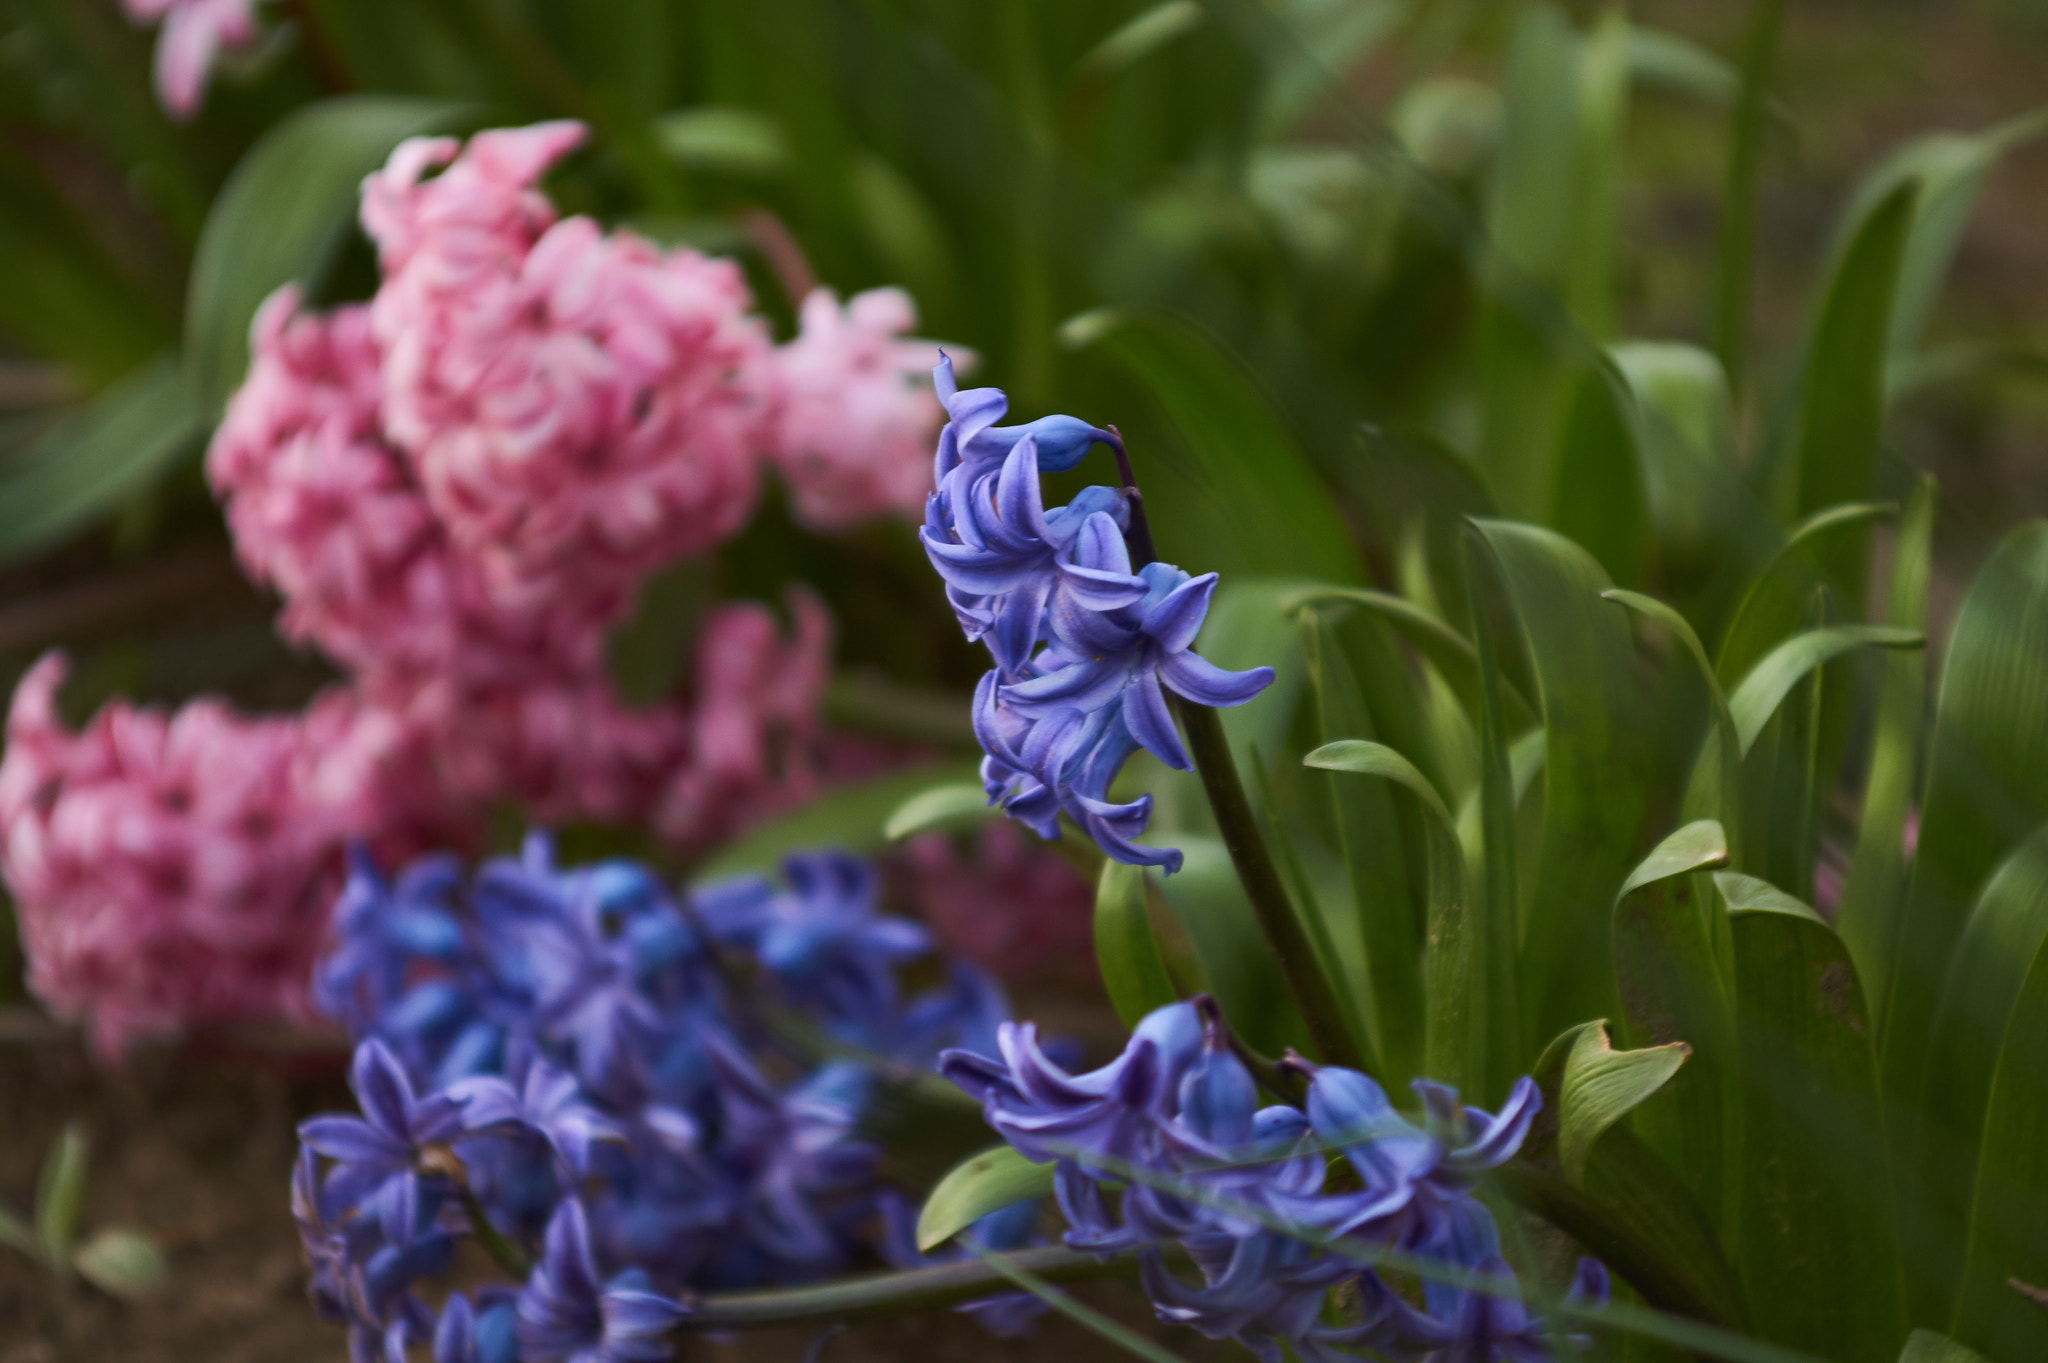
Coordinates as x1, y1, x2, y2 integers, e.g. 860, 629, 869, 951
517, 1200, 685, 1363
298, 1038, 466, 1244
920, 361, 1274, 872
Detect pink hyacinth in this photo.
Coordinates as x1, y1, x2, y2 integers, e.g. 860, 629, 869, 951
770, 287, 943, 529
209, 288, 612, 692
120, 0, 261, 120
890, 822, 1095, 985
363, 123, 770, 610
0, 656, 335, 1055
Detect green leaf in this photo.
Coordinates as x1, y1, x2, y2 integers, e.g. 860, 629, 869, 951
1955, 931, 2048, 1359
1603, 589, 1742, 845
0, 1204, 38, 1260
914, 1145, 1053, 1253
1072, 312, 1361, 584
1094, 861, 1179, 1031
1460, 533, 1527, 1101
883, 783, 996, 842
1152, 835, 1310, 1062
72, 1228, 165, 1299
1551, 361, 1647, 590
1279, 584, 1532, 728
690, 761, 979, 883
1300, 616, 1423, 1088
1838, 478, 1935, 1023
1471, 519, 1650, 1057
186, 96, 469, 410
1884, 523, 2048, 1211
1783, 180, 1917, 583
1725, 624, 1923, 755
1916, 828, 2048, 1327
1558, 1021, 1690, 1185
652, 106, 789, 175
1722, 873, 1904, 1359
1897, 1330, 1992, 1363
1077, 0, 1205, 77
1612, 822, 1734, 1232
0, 356, 200, 568
1304, 739, 1469, 1088
1626, 24, 1739, 106
1607, 341, 1742, 587
1714, 499, 1899, 688
36, 1124, 86, 1264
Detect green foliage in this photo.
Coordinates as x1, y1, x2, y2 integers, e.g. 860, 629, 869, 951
914, 1145, 1053, 1253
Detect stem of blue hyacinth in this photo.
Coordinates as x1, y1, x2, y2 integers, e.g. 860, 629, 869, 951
668, 1245, 1150, 1330
1106, 428, 1364, 1074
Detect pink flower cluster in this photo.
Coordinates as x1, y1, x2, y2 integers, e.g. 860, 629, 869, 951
0, 122, 945, 1051
890, 823, 1097, 987
120, 0, 263, 120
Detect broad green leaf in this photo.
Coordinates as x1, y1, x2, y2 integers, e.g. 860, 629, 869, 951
1884, 523, 2048, 1244
36, 1124, 86, 1263
1304, 740, 1469, 1088
1726, 624, 1923, 755
1613, 822, 1734, 1233
883, 783, 996, 842
1838, 477, 1936, 1026
1279, 584, 1532, 729
0, 356, 199, 568
1835, 109, 2048, 367
1625, 25, 1738, 106
1301, 616, 1422, 1087
1558, 1022, 1689, 1185
651, 106, 789, 175
1551, 362, 1647, 590
72, 1228, 165, 1299
186, 96, 469, 409
914, 1145, 1053, 1253
1915, 828, 2048, 1324
1069, 313, 1361, 584
1723, 874, 1904, 1359
1608, 341, 1744, 591
1898, 1331, 1991, 1363
1604, 590, 1742, 845
1461, 533, 1526, 1100
1709, 0, 1787, 394
1517, 1025, 1745, 1328
691, 761, 978, 883
1714, 500, 1898, 687
1153, 835, 1310, 1061
1566, 8, 1629, 339
1783, 180, 1917, 587
1954, 932, 2048, 1359
1472, 520, 1649, 1054
1094, 862, 1179, 1031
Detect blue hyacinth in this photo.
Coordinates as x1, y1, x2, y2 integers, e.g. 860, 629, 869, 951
293, 837, 1029, 1361
939, 1000, 1607, 1362
921, 354, 1275, 873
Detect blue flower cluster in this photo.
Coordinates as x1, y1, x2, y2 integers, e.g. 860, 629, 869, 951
940, 1001, 1609, 1362
295, 836, 1028, 1361
920, 355, 1275, 873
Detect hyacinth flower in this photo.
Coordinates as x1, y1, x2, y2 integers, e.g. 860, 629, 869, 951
119, 0, 263, 119
919, 358, 1273, 873
938, 1000, 1606, 1363
293, 838, 1022, 1352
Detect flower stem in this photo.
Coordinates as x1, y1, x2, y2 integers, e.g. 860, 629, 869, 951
671, 1246, 1145, 1330
1105, 429, 1361, 1071
457, 1184, 534, 1279
1172, 698, 1363, 1071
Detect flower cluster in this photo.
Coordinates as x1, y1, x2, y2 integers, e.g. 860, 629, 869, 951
941, 1001, 1608, 1362
0, 121, 946, 1050
919, 356, 1274, 872
119, 0, 262, 119
298, 838, 1033, 1360
889, 822, 1095, 986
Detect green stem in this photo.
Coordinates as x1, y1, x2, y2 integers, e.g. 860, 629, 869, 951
1173, 697, 1362, 1071
671, 1246, 1142, 1330
458, 1184, 534, 1279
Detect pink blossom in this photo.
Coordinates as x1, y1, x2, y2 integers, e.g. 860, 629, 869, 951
363, 124, 770, 609
0, 655, 339, 1054
208, 288, 612, 691
770, 288, 943, 529
120, 0, 261, 120
889, 822, 1095, 985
